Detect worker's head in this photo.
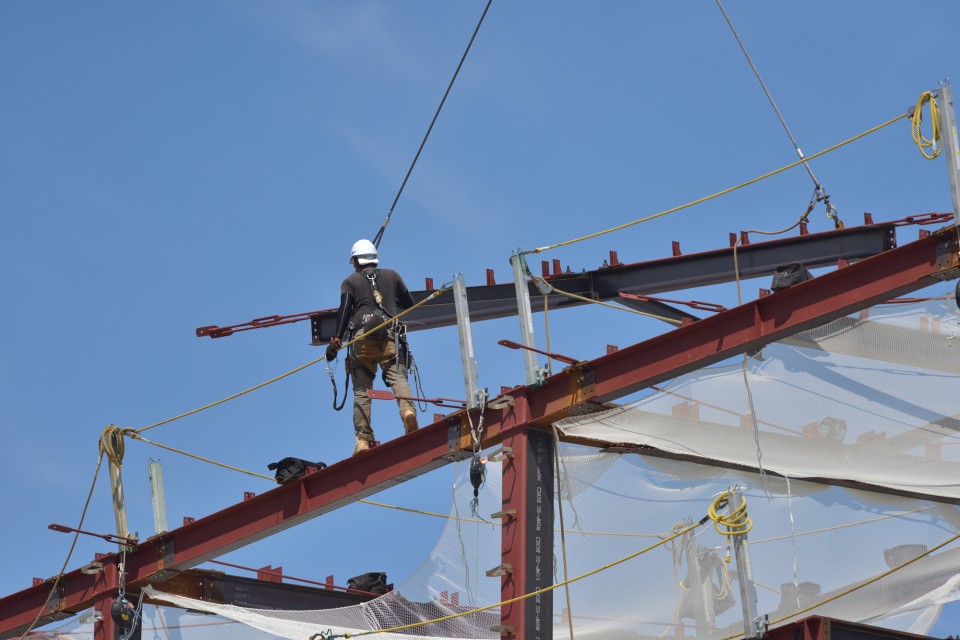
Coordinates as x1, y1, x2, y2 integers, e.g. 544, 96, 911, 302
349, 239, 379, 268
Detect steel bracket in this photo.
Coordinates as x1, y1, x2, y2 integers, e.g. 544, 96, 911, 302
153, 536, 178, 581
485, 563, 512, 577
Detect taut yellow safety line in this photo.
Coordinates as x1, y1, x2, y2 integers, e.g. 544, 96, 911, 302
720, 529, 960, 640
328, 517, 710, 639
126, 432, 492, 522
133, 284, 451, 435
527, 112, 909, 255
128, 433, 275, 481
540, 279, 683, 326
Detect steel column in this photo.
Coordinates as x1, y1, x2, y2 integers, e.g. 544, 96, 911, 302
500, 427, 554, 640
939, 83, 960, 225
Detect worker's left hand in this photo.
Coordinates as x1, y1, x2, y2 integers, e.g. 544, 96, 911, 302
325, 343, 339, 361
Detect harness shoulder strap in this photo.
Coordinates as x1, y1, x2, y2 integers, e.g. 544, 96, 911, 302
363, 269, 390, 316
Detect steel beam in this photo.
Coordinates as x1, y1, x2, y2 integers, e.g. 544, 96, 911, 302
299, 222, 898, 343
2, 229, 956, 639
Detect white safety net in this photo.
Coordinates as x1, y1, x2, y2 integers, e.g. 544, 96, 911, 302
557, 296, 960, 501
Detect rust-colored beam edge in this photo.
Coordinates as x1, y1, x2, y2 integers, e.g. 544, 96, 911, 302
1, 229, 956, 638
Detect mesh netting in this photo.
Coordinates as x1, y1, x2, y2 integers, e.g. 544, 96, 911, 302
557, 296, 960, 501
38, 296, 960, 640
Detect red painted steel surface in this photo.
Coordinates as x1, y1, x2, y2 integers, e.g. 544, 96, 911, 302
500, 428, 530, 640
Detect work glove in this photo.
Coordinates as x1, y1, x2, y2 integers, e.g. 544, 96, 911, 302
325, 343, 339, 361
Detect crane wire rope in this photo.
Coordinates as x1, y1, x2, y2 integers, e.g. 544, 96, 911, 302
372, 0, 494, 249
525, 111, 908, 256
132, 284, 449, 435
714, 0, 823, 191
318, 516, 711, 639
16, 450, 105, 640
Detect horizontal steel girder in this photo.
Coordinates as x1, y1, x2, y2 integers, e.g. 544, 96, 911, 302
306, 222, 897, 342
2, 228, 955, 638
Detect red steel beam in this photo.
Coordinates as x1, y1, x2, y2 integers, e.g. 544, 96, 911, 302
1, 229, 956, 638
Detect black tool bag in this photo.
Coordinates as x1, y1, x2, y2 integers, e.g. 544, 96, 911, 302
347, 572, 389, 595
771, 263, 813, 291
266, 457, 327, 485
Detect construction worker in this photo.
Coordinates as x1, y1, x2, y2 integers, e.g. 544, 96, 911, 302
327, 239, 419, 455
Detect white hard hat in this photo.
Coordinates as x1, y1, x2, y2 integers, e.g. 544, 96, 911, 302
349, 239, 379, 266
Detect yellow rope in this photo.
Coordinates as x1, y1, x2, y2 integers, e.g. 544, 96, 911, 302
541, 279, 682, 326
134, 285, 450, 435
529, 112, 908, 255
356, 499, 487, 523
707, 491, 752, 538
100, 424, 126, 467
129, 433, 275, 481
721, 529, 960, 640
912, 91, 942, 159
337, 517, 709, 638
126, 433, 495, 522
751, 505, 934, 545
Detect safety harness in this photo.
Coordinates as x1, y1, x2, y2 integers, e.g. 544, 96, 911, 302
330, 269, 419, 411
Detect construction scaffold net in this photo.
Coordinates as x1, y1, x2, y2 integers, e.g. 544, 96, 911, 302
33, 293, 960, 640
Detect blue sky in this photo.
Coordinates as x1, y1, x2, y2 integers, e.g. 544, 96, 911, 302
2, 0, 960, 635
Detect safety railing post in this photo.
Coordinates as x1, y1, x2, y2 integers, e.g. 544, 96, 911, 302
730, 489, 764, 639
510, 252, 543, 386
453, 275, 482, 410
940, 82, 960, 226
108, 460, 130, 552
148, 458, 169, 536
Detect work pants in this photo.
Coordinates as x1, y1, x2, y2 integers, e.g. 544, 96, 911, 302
350, 333, 414, 442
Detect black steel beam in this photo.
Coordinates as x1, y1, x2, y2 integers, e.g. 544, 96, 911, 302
311, 223, 896, 343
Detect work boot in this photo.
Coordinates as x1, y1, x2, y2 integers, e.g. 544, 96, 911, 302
402, 410, 419, 434
353, 436, 372, 456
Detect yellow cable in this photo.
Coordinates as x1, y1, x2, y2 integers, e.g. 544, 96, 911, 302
129, 433, 275, 481
338, 517, 709, 638
529, 112, 908, 255
912, 91, 942, 159
543, 280, 683, 326
100, 424, 126, 468
708, 491, 752, 538
134, 285, 450, 435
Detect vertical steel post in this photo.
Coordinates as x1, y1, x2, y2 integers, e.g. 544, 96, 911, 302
939, 83, 960, 226
148, 459, 169, 535
510, 253, 541, 386
108, 461, 130, 551
729, 490, 761, 639
453, 276, 482, 410
499, 427, 554, 640
682, 524, 716, 637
